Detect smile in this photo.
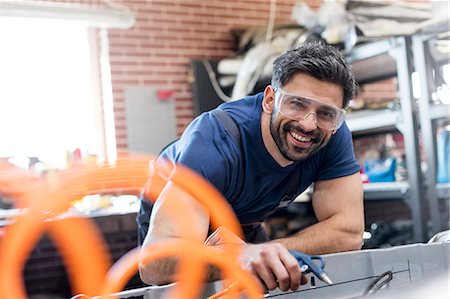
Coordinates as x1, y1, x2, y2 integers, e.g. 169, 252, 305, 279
290, 130, 312, 142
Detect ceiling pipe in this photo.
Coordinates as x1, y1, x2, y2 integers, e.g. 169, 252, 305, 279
0, 1, 135, 29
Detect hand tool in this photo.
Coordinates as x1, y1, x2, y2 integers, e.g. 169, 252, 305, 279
289, 250, 333, 285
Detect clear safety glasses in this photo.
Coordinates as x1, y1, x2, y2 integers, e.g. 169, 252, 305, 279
275, 89, 347, 131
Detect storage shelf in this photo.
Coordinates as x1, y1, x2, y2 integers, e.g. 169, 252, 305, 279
346, 109, 401, 135
429, 103, 450, 120
363, 182, 409, 200
363, 182, 450, 201
347, 25, 449, 240
437, 183, 450, 200
346, 102, 449, 136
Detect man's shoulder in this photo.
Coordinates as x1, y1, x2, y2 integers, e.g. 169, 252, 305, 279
175, 110, 240, 155
218, 92, 263, 124
329, 122, 353, 146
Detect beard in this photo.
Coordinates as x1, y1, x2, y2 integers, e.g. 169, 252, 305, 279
269, 110, 329, 162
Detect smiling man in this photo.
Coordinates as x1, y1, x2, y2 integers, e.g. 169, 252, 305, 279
137, 42, 364, 292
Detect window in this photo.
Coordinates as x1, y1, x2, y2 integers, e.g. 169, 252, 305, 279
0, 17, 104, 170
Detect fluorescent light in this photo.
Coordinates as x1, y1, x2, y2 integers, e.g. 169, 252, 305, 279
0, 1, 135, 29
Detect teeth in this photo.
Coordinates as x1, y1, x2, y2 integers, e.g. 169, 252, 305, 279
290, 131, 311, 142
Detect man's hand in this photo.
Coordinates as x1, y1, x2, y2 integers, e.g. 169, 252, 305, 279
205, 227, 307, 292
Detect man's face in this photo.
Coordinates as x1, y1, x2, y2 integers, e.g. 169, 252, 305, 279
267, 73, 344, 162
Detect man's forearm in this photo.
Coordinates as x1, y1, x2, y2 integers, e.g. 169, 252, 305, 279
270, 218, 363, 255
139, 257, 223, 285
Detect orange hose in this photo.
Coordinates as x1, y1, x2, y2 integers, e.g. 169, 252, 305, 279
152, 158, 243, 239
0, 154, 153, 298
0, 154, 263, 299
99, 240, 262, 299
47, 217, 111, 296
0, 160, 42, 208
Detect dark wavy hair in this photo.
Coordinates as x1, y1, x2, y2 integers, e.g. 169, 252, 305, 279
271, 42, 357, 108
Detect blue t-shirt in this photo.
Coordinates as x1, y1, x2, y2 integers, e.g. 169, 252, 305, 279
159, 92, 360, 223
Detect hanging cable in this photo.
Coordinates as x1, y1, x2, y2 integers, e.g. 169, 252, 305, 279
265, 0, 277, 43
201, 60, 233, 103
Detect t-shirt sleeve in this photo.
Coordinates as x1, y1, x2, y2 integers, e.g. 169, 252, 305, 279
315, 122, 361, 181
164, 112, 241, 197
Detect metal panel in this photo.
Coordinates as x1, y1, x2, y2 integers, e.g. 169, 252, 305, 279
124, 87, 177, 155
97, 242, 450, 299
267, 242, 450, 298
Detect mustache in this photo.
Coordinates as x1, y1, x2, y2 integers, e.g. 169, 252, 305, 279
284, 123, 321, 139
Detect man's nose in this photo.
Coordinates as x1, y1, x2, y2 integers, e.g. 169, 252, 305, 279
298, 112, 318, 131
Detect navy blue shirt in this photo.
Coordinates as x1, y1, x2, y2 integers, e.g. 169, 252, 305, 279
159, 92, 360, 223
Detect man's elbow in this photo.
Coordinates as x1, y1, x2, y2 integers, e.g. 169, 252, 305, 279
138, 263, 159, 285
139, 261, 173, 286
345, 225, 364, 251
347, 231, 364, 251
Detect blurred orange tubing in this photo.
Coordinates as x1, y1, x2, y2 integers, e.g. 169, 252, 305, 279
0, 154, 262, 299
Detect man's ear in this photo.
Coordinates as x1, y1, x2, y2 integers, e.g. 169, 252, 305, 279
262, 86, 275, 114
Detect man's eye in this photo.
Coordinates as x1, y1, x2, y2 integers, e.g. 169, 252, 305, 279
318, 109, 336, 119
288, 97, 307, 109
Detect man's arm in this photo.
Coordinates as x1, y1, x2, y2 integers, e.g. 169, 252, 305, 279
138, 180, 305, 292
271, 172, 364, 254
138, 181, 212, 285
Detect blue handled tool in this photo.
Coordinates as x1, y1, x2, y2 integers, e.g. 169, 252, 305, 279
289, 250, 333, 285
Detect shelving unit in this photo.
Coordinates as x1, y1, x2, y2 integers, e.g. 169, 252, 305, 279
347, 102, 449, 136
412, 20, 450, 235
346, 109, 401, 136
346, 20, 450, 242
363, 182, 450, 202
363, 182, 409, 201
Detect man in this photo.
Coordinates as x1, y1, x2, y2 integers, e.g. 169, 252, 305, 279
137, 42, 364, 292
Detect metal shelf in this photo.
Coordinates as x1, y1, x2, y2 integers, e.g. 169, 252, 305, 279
346, 103, 448, 136
346, 109, 401, 135
363, 182, 409, 201
344, 18, 450, 240
346, 39, 398, 85
428, 103, 450, 121
363, 182, 450, 201
437, 183, 450, 200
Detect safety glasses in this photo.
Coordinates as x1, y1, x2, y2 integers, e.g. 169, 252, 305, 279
275, 89, 347, 131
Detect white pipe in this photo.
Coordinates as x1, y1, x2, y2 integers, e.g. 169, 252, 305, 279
0, 0, 135, 29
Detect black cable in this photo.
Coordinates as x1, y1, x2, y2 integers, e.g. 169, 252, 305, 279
362, 270, 393, 296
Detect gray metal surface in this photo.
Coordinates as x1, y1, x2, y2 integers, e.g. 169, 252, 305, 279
266, 242, 449, 298
124, 87, 177, 155
98, 242, 449, 299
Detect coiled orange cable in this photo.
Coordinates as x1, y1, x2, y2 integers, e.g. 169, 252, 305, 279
0, 154, 263, 299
